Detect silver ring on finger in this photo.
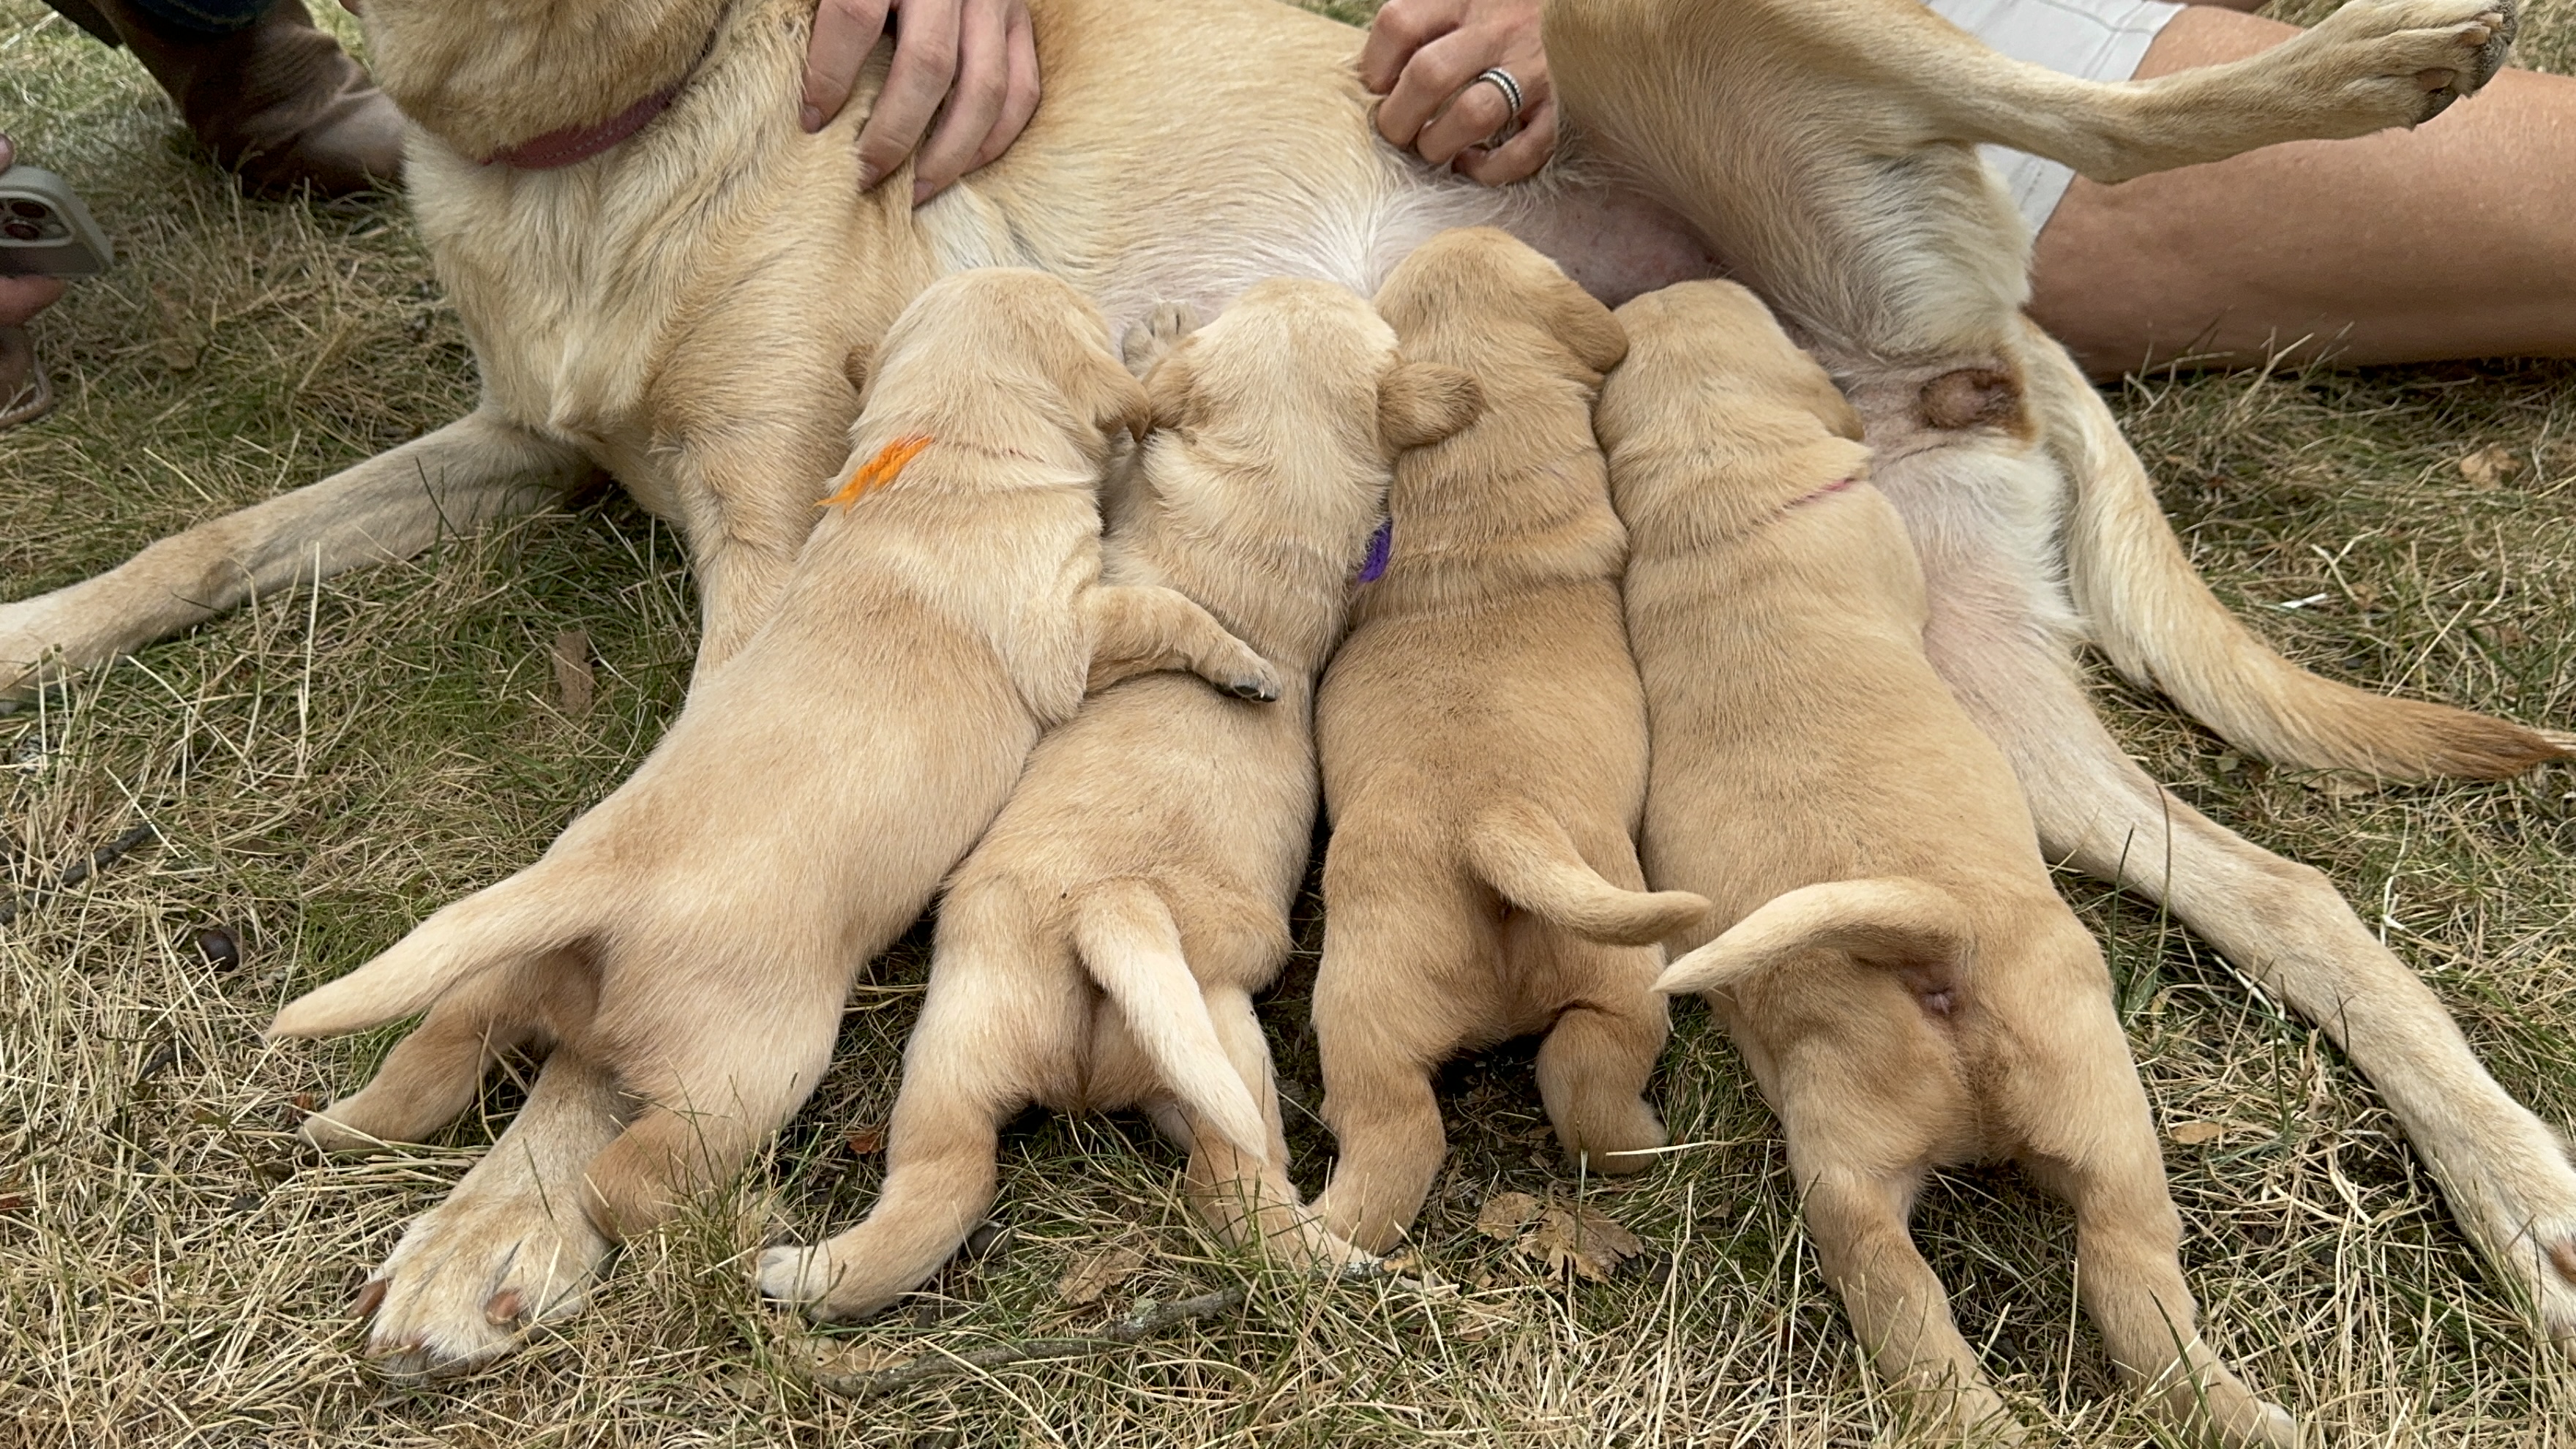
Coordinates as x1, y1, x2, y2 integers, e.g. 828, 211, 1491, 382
1468, 66, 1524, 149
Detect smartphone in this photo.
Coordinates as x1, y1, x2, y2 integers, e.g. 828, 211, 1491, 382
0, 164, 115, 278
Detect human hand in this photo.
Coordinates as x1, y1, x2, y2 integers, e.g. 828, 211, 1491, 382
0, 137, 70, 329
802, 0, 1041, 206
1360, 0, 1556, 185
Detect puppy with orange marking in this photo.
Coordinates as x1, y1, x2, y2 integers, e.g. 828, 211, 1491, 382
266, 269, 1279, 1373
1603, 280, 2291, 1447
1308, 229, 1709, 1254
759, 280, 1481, 1321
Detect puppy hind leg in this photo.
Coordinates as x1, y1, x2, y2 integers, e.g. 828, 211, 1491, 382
1186, 984, 1377, 1270
2023, 1133, 2295, 1448
1081, 584, 1282, 703
1530, 935, 1670, 1176
302, 948, 593, 1152
1797, 1160, 2021, 1443
763, 932, 1085, 1319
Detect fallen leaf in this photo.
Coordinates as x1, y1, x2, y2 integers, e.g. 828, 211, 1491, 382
1517, 1202, 1644, 1281
2460, 443, 2521, 490
843, 1125, 886, 1156
1057, 1244, 1145, 1306
1475, 1191, 1540, 1242
2168, 1120, 2231, 1145
551, 630, 595, 716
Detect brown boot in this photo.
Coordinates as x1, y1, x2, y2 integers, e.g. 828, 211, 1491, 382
70, 0, 403, 197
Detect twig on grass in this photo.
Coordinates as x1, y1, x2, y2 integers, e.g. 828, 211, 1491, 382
0, 822, 160, 926
799, 1285, 1248, 1400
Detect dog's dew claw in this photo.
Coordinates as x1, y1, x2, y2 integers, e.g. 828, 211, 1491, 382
483, 1287, 526, 1328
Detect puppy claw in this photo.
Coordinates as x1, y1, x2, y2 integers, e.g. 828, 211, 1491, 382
352, 1276, 389, 1319
483, 1288, 525, 1328
1227, 677, 1281, 703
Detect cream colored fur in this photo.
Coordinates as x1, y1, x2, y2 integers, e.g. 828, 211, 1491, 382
268, 267, 1284, 1369
754, 280, 1479, 1321
1610, 281, 2291, 1447
1, 0, 2567, 1374
1308, 230, 1710, 1254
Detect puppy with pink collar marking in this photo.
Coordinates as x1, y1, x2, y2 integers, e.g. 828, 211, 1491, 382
1603, 280, 2293, 1447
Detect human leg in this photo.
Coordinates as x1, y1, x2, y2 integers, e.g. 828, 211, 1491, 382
40, 0, 403, 195
2033, 4, 2576, 372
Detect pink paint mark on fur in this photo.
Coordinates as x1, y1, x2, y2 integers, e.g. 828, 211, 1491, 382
485, 87, 680, 170
1788, 476, 1859, 510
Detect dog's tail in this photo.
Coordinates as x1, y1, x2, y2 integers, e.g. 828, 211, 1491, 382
2026, 323, 2573, 780
269, 866, 586, 1038
1071, 880, 1273, 1161
1656, 878, 1972, 997
1464, 801, 1710, 946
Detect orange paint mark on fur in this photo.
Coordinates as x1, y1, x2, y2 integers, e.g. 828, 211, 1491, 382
821, 434, 933, 509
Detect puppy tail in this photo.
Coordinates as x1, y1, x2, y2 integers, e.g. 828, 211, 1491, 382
1655, 878, 1972, 997
1466, 802, 1709, 947
2028, 321, 2574, 781
1071, 880, 1273, 1161
269, 868, 586, 1038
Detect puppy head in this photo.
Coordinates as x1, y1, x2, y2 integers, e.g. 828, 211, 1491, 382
1374, 228, 1628, 380
869, 268, 1145, 462
1599, 281, 1871, 531
359, 0, 731, 162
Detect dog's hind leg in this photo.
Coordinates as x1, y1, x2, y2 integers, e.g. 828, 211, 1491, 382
2022, 323, 2570, 779
356, 1047, 625, 1379
0, 409, 594, 696
1186, 984, 1377, 1270
1521, 922, 1669, 1176
1311, 879, 1489, 1254
2012, 940, 2296, 1445
1915, 533, 2576, 1359
760, 925, 1085, 1321
301, 948, 594, 1153
1794, 1159, 2022, 1443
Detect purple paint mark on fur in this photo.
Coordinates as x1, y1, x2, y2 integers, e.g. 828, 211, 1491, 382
1357, 518, 1392, 583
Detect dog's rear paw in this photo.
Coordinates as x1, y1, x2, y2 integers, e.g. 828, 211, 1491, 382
2308, 0, 2517, 126
1122, 302, 1204, 377
354, 1178, 610, 1378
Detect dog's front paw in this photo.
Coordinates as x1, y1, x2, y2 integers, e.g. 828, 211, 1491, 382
2306, 0, 2516, 126
353, 1166, 611, 1378
1121, 302, 1204, 377
755, 1242, 835, 1307
1223, 670, 1282, 705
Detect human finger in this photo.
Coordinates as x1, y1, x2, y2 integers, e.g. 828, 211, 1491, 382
1374, 26, 1496, 149
1453, 98, 1556, 186
910, 0, 1011, 201
1413, 67, 1519, 167
803, 0, 893, 133
966, 4, 1041, 175
1358, 0, 1468, 95
855, 0, 963, 189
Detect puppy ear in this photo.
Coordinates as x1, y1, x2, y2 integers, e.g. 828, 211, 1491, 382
1554, 285, 1630, 375
1081, 351, 1155, 445
1378, 359, 1484, 450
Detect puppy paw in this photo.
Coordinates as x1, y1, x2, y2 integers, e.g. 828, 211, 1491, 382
354, 1176, 610, 1379
755, 1242, 835, 1306
1223, 671, 1282, 704
1122, 302, 1203, 377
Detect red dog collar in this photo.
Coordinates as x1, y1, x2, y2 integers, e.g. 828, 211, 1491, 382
484, 84, 682, 170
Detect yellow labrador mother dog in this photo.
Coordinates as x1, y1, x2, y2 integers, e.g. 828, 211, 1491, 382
4, 0, 2568, 1371
757, 279, 1477, 1319
1607, 280, 2289, 1447
269, 267, 1282, 1364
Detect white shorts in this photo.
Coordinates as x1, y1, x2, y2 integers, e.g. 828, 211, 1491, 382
1925, 0, 2188, 235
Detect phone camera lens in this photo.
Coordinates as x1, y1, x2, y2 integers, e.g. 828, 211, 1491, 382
4, 200, 50, 221
2, 220, 42, 242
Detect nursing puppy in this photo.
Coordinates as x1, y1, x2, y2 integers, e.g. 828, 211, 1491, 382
267, 269, 1280, 1362
1308, 228, 1708, 1253
757, 280, 1481, 1320
1605, 281, 2290, 1447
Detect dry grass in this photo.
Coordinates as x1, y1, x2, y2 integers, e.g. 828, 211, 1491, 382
4, 1, 2575, 1444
